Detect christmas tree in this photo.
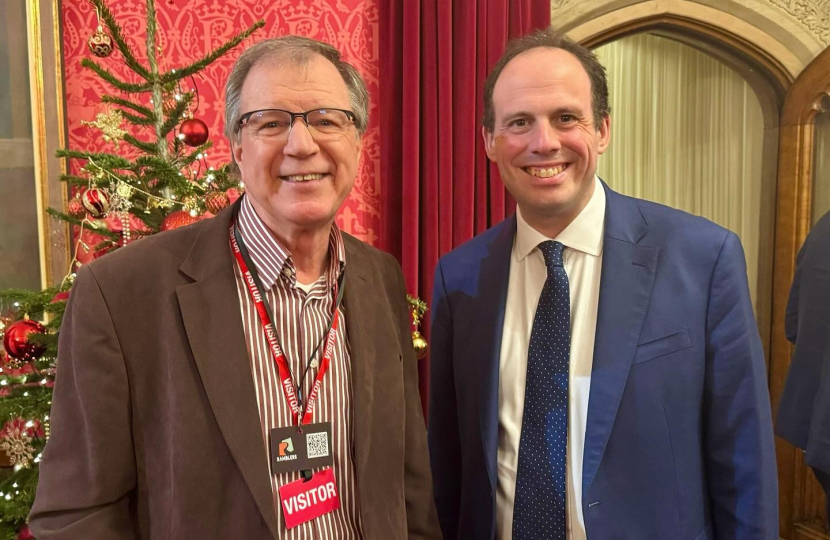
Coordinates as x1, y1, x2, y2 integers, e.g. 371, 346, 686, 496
0, 1, 262, 537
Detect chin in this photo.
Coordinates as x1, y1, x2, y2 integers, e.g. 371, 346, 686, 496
286, 209, 338, 228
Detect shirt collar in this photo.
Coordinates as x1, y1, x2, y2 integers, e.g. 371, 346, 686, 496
515, 175, 606, 261
237, 194, 346, 291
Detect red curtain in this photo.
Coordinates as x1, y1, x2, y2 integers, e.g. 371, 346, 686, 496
379, 1, 551, 409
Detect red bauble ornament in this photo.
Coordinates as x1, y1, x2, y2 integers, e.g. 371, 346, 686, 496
3, 320, 47, 361
160, 210, 198, 231
16, 524, 34, 540
87, 27, 113, 58
81, 187, 110, 218
179, 118, 209, 147
204, 191, 230, 214
67, 196, 86, 219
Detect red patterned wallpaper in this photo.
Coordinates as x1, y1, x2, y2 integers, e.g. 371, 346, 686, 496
61, 0, 380, 244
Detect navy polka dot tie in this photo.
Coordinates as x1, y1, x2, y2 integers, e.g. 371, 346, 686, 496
513, 240, 570, 540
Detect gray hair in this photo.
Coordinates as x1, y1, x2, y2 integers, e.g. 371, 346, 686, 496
483, 28, 610, 131
224, 35, 370, 140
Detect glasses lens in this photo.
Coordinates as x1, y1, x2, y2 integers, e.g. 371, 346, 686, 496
245, 110, 292, 138
306, 109, 352, 134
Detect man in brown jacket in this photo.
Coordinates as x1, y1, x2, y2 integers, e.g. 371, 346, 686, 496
29, 36, 440, 539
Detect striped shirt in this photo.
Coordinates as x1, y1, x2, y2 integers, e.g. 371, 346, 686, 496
233, 195, 364, 538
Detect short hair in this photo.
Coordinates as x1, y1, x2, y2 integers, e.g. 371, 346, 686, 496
224, 35, 369, 140
482, 28, 610, 131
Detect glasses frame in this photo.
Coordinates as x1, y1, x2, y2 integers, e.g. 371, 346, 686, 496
235, 107, 357, 137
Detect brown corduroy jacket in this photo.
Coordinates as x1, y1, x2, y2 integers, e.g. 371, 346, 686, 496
29, 201, 440, 540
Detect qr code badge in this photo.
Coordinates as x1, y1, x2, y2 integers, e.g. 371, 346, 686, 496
306, 431, 330, 459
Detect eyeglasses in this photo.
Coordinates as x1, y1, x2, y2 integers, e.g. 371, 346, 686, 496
236, 108, 356, 140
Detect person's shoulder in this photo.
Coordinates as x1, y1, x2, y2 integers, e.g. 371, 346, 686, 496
82, 217, 212, 284
612, 189, 731, 247
807, 209, 830, 244
341, 232, 404, 289
342, 231, 398, 268
438, 217, 515, 268
798, 209, 830, 263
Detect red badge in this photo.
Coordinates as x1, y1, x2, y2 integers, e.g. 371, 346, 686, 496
278, 467, 341, 529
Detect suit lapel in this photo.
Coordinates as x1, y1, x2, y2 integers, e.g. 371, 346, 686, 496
475, 218, 516, 496
175, 203, 279, 540
582, 184, 659, 494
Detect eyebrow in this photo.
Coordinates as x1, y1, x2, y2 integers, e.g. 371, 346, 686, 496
501, 106, 582, 119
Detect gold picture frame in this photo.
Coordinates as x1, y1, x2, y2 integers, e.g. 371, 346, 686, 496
24, 0, 70, 288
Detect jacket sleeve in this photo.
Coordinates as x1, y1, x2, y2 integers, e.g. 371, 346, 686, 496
28, 264, 137, 539
386, 254, 442, 539
427, 259, 462, 540
703, 232, 778, 540
784, 235, 807, 344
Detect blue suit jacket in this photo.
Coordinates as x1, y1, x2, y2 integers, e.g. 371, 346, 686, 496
427, 183, 778, 540
776, 209, 830, 475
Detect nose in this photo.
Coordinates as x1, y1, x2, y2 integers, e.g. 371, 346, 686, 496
529, 121, 561, 155
283, 116, 319, 158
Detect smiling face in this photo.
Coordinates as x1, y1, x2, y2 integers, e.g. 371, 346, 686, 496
231, 53, 361, 235
483, 47, 610, 236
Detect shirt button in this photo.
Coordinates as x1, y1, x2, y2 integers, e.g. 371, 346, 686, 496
282, 267, 293, 278
310, 358, 319, 369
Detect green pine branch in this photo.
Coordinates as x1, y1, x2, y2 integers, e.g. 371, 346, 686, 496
89, 0, 151, 80
0, 288, 59, 319
123, 134, 160, 155
81, 58, 153, 93
0, 466, 39, 531
119, 110, 155, 126
100, 95, 155, 119
45, 208, 120, 242
0, 519, 17, 540
130, 207, 165, 231
58, 174, 89, 186
0, 389, 53, 421
180, 142, 213, 167
159, 20, 265, 84
160, 94, 194, 137
56, 149, 135, 170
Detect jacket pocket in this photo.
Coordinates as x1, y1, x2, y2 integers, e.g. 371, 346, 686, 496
633, 329, 692, 365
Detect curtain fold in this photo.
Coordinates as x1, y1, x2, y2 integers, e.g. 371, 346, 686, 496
594, 34, 769, 313
379, 0, 550, 409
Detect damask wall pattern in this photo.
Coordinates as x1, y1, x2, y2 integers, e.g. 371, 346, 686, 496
61, 0, 381, 244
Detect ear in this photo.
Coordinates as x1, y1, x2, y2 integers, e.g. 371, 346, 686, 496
231, 136, 244, 177
596, 115, 611, 154
482, 126, 497, 162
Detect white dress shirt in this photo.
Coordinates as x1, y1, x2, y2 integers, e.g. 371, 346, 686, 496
496, 176, 606, 540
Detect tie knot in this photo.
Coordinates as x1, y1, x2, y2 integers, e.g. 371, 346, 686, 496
538, 240, 565, 268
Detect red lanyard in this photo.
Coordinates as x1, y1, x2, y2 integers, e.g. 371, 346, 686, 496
230, 219, 342, 426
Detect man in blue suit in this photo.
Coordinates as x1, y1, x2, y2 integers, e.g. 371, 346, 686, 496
427, 29, 778, 540
776, 209, 830, 522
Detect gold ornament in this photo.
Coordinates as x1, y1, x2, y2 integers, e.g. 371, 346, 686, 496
407, 294, 429, 359
412, 330, 428, 359
0, 421, 35, 468
82, 109, 128, 147
116, 182, 133, 198
182, 196, 200, 215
